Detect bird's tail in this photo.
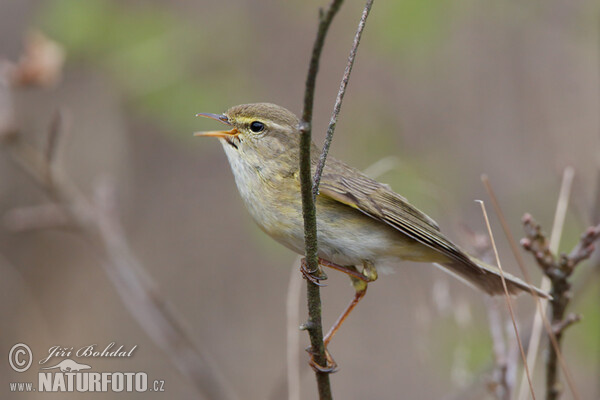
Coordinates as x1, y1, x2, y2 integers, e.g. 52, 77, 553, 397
434, 255, 549, 298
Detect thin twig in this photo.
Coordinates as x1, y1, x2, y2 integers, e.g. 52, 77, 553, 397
312, 0, 374, 199
591, 158, 600, 223
485, 297, 510, 400
45, 108, 64, 166
298, 1, 344, 398
476, 200, 536, 400
515, 167, 577, 400
468, 228, 515, 400
3, 204, 71, 231
521, 216, 586, 400
551, 313, 582, 336
481, 173, 580, 400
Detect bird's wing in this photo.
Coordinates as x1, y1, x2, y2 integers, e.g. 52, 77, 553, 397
318, 158, 474, 267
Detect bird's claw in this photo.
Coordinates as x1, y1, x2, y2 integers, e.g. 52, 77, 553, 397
300, 258, 327, 286
305, 346, 338, 373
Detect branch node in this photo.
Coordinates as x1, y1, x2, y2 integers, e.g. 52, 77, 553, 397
551, 313, 582, 336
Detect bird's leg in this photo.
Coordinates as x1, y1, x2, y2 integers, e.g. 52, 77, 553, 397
318, 258, 373, 281
323, 261, 377, 347
305, 260, 378, 372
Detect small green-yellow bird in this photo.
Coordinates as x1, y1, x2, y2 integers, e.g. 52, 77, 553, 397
195, 102, 546, 370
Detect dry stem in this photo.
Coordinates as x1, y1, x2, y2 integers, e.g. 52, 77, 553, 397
521, 215, 596, 400
477, 200, 537, 400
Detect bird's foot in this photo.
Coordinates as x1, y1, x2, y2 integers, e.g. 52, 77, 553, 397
305, 345, 338, 373
300, 258, 328, 286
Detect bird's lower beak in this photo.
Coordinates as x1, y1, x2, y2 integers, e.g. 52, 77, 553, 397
194, 112, 238, 139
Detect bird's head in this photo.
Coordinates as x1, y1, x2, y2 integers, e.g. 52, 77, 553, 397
195, 103, 300, 161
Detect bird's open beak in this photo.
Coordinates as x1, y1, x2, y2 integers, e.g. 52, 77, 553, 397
194, 113, 239, 138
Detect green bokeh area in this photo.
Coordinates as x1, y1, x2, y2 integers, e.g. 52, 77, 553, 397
370, 0, 452, 59
572, 278, 600, 364
38, 0, 258, 137
37, 0, 458, 138
431, 318, 493, 377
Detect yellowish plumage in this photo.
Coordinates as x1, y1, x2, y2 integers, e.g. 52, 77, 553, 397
197, 102, 548, 298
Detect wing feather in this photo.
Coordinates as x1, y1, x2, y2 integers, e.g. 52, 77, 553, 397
318, 158, 480, 270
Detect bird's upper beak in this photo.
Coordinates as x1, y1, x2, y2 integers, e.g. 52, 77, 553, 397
194, 113, 238, 138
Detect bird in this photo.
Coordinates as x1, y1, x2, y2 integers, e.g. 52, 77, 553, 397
195, 102, 547, 371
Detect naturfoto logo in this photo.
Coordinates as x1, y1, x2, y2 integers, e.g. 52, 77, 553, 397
8, 342, 165, 393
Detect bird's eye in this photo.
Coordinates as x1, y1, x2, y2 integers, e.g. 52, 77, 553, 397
249, 121, 265, 133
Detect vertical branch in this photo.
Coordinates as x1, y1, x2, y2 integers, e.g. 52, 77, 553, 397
514, 167, 574, 400
298, 1, 344, 398
481, 173, 580, 400
521, 215, 592, 400
298, 1, 375, 397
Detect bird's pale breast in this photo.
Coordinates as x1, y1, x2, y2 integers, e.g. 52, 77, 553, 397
221, 139, 441, 266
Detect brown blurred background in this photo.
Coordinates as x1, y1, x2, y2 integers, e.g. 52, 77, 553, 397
1, 0, 599, 399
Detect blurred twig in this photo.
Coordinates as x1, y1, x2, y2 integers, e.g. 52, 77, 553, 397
467, 229, 518, 400
477, 200, 536, 400
1, 51, 238, 400
485, 297, 511, 400
515, 167, 574, 400
571, 160, 600, 301
521, 214, 596, 400
481, 172, 581, 400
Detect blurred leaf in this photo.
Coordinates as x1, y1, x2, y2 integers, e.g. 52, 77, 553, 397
431, 318, 492, 374
37, 0, 261, 138
137, 81, 225, 135
369, 0, 453, 58
39, 0, 114, 56
39, 0, 175, 56
571, 278, 600, 362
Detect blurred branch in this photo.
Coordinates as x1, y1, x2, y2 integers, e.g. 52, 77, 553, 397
570, 161, 600, 302
1, 47, 238, 400
3, 204, 72, 231
485, 297, 512, 400
44, 108, 66, 169
477, 200, 536, 400
467, 230, 518, 400
481, 171, 580, 400
521, 214, 595, 400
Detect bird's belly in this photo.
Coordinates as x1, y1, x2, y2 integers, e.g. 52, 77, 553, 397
246, 191, 433, 266
313, 198, 432, 265
225, 153, 436, 266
